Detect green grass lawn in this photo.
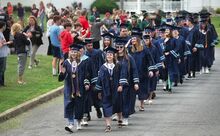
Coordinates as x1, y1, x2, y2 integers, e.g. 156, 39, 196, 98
211, 16, 220, 47
0, 55, 63, 113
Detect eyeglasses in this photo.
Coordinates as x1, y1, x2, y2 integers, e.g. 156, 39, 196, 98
115, 45, 124, 49
131, 37, 137, 40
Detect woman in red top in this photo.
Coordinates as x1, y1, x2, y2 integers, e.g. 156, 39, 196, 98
60, 22, 74, 60
77, 9, 90, 38
7, 2, 13, 17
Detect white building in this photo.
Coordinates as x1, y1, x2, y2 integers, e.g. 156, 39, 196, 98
119, 0, 220, 12
0, 0, 219, 12
0, 0, 95, 10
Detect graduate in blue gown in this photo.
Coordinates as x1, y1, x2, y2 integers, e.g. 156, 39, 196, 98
143, 34, 161, 104
84, 38, 104, 122
197, 16, 216, 74
114, 38, 139, 125
172, 25, 191, 85
58, 44, 90, 132
185, 17, 201, 78
95, 46, 124, 132
128, 29, 155, 111
162, 25, 180, 92
101, 32, 115, 60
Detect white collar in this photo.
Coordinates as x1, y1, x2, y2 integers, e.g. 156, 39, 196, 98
104, 62, 115, 70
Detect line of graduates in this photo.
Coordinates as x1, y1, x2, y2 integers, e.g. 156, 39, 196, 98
58, 10, 219, 133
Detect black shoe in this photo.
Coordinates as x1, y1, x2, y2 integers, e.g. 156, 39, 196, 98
34, 60, 40, 66
87, 113, 91, 121
152, 92, 156, 99
118, 120, 123, 128
105, 125, 112, 132
96, 108, 102, 118
180, 79, 183, 84
168, 88, 172, 93
174, 82, 178, 87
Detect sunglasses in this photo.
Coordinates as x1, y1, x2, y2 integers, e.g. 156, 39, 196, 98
115, 45, 124, 49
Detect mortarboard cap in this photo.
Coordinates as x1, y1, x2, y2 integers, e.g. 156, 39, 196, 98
120, 23, 129, 28
141, 10, 147, 14
101, 32, 115, 39
131, 27, 142, 37
144, 26, 155, 33
200, 18, 208, 23
166, 18, 173, 23
171, 25, 181, 31
114, 38, 127, 46
131, 12, 136, 15
142, 34, 151, 39
131, 14, 139, 20
84, 38, 94, 44
70, 43, 84, 51
104, 46, 118, 53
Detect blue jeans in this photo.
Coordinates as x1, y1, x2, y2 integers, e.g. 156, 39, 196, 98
0, 57, 7, 85
39, 12, 45, 32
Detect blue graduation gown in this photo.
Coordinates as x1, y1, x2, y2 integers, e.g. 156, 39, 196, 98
117, 54, 139, 117
59, 57, 90, 120
146, 44, 161, 92
174, 36, 191, 77
186, 26, 201, 72
163, 38, 180, 82
95, 63, 123, 117
85, 49, 104, 110
129, 46, 155, 100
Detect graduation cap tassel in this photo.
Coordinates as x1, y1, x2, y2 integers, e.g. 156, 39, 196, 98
205, 32, 208, 48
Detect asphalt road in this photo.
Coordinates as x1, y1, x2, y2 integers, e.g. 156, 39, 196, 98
1, 41, 220, 135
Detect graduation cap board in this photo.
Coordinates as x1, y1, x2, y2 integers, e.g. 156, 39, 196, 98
101, 32, 115, 39
145, 27, 155, 33
131, 27, 143, 38
104, 46, 118, 53
70, 43, 84, 51
114, 38, 127, 46
84, 38, 94, 44
131, 14, 139, 20
120, 23, 129, 29
142, 34, 151, 39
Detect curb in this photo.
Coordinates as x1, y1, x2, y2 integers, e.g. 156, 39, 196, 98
0, 85, 64, 123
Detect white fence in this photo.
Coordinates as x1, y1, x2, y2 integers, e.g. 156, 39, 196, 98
116, 0, 209, 12
117, 1, 184, 12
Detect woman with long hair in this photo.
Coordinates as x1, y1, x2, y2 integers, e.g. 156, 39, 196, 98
59, 44, 90, 132
23, 16, 43, 69
115, 38, 139, 126
38, 1, 45, 32
128, 29, 154, 111
95, 46, 124, 132
162, 25, 180, 92
142, 34, 161, 104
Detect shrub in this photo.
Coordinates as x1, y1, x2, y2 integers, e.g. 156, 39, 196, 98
91, 0, 119, 14
216, 8, 220, 14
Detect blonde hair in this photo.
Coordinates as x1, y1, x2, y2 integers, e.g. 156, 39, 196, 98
28, 15, 38, 26
131, 38, 144, 53
69, 51, 81, 63
11, 23, 22, 36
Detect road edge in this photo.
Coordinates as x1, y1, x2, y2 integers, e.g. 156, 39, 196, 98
0, 85, 64, 123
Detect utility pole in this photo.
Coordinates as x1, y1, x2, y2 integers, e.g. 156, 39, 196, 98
120, 0, 124, 10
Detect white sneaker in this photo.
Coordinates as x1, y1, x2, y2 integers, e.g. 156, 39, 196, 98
28, 65, 32, 69
76, 120, 82, 130
202, 67, 205, 74
81, 117, 88, 126
112, 115, 118, 121
65, 124, 74, 133
205, 67, 210, 74
144, 100, 148, 105
122, 118, 128, 126
148, 100, 153, 105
